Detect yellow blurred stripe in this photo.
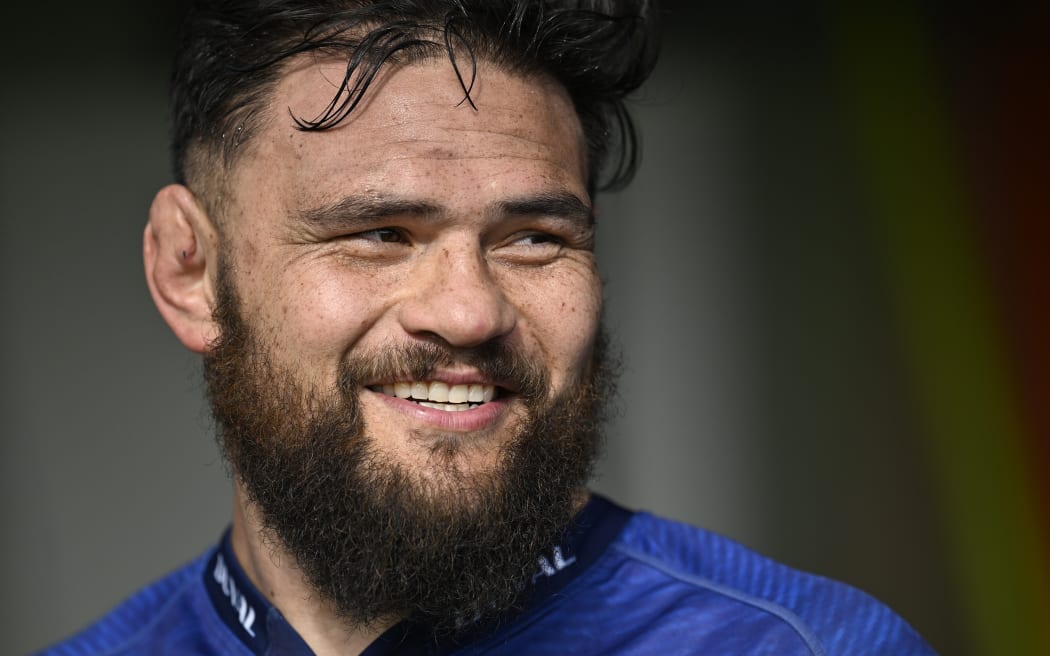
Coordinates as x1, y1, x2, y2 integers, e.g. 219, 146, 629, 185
829, 5, 1050, 655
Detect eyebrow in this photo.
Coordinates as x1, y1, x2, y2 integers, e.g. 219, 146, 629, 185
299, 196, 442, 231
298, 190, 593, 230
498, 191, 594, 226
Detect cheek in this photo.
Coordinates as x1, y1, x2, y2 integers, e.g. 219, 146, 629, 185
514, 265, 602, 381
562, 281, 603, 367
238, 263, 387, 374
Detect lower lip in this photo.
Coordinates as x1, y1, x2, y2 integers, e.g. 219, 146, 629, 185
368, 390, 511, 432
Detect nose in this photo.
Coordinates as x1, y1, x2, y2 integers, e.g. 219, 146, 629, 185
397, 240, 517, 348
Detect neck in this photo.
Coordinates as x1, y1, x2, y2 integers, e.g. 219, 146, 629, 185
230, 484, 396, 656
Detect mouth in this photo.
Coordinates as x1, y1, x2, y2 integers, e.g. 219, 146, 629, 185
368, 381, 500, 412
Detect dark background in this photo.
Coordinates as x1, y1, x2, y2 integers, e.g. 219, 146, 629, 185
7, 2, 1046, 654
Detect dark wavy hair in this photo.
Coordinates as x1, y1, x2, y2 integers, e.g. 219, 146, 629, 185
172, 0, 659, 199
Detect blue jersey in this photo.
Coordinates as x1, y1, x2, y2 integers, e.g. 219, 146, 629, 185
39, 496, 934, 655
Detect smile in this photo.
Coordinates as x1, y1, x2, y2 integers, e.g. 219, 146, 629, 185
369, 381, 498, 412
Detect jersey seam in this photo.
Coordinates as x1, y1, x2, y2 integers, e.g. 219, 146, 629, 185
611, 543, 829, 656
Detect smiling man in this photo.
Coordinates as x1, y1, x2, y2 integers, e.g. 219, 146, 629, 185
42, 2, 935, 655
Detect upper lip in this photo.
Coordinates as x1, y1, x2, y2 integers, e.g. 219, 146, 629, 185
366, 369, 516, 393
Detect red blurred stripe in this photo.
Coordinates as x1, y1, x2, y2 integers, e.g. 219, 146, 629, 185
953, 8, 1050, 549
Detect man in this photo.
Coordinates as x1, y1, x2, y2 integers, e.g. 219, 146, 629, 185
43, 1, 934, 654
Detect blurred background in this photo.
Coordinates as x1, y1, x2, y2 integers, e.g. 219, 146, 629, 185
2, 2, 1047, 654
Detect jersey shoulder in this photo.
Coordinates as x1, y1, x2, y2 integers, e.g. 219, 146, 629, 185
36, 550, 239, 656
609, 512, 935, 655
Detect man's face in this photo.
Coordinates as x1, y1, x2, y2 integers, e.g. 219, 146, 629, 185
204, 58, 610, 629
219, 58, 601, 483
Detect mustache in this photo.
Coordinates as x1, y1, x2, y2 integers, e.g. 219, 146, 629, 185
337, 340, 549, 400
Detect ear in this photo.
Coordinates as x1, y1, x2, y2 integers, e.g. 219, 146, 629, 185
144, 184, 220, 353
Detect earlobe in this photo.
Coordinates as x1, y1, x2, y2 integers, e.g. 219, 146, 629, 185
144, 184, 220, 353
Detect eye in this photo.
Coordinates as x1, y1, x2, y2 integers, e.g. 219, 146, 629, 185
353, 227, 407, 244
515, 232, 564, 247
492, 230, 569, 266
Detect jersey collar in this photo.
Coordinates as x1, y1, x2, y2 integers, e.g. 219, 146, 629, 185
203, 494, 631, 655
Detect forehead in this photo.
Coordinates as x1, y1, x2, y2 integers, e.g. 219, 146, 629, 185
225, 57, 588, 222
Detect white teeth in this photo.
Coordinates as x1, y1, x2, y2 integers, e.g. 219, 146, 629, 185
419, 401, 475, 412
411, 382, 429, 400
428, 381, 449, 402
448, 384, 469, 403
380, 381, 497, 408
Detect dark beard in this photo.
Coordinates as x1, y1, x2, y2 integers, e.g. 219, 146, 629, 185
203, 263, 616, 635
